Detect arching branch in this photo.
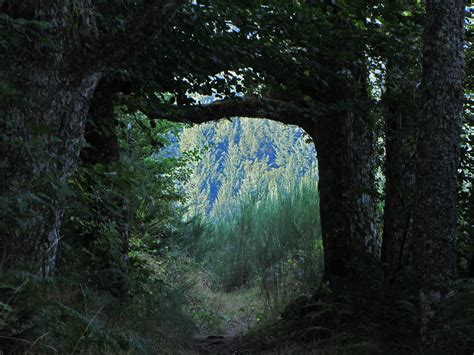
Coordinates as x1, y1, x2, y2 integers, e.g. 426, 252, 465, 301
140, 97, 317, 129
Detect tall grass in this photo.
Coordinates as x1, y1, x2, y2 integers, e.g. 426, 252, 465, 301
190, 174, 323, 318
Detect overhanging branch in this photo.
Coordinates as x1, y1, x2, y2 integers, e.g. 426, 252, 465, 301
140, 97, 317, 129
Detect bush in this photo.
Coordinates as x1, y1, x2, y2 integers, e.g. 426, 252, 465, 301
188, 174, 323, 318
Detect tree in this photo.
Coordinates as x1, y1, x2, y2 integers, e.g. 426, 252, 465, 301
79, 78, 131, 287
379, 1, 423, 281
413, 0, 465, 336
179, 118, 317, 219
148, 1, 381, 287
312, 77, 378, 287
0, 1, 184, 278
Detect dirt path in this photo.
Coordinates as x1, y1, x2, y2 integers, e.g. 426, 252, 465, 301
192, 334, 235, 354
191, 314, 254, 354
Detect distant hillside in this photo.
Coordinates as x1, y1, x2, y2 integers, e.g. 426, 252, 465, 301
179, 118, 318, 219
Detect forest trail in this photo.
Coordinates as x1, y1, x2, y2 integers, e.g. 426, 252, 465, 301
192, 334, 235, 354
191, 312, 255, 354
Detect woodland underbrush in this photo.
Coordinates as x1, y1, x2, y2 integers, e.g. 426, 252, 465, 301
1, 113, 472, 354
0, 117, 196, 353
0, 250, 197, 353
182, 267, 262, 336
0, 117, 321, 354
0, 247, 270, 354
235, 271, 474, 354
187, 175, 324, 320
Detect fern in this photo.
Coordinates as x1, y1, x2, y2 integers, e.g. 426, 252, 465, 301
431, 278, 474, 352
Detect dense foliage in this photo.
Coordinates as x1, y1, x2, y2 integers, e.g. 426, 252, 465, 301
194, 176, 322, 310
0, 113, 198, 353
0, 1, 472, 354
179, 118, 317, 217
178, 118, 321, 316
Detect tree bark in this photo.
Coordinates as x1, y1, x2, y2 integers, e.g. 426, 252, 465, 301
82, 81, 121, 165
0, 4, 101, 276
140, 96, 311, 127
3, 75, 101, 279
468, 183, 474, 278
81, 79, 130, 277
414, 0, 465, 336
312, 103, 379, 288
0, 3, 101, 279
0, 1, 183, 278
381, 61, 417, 280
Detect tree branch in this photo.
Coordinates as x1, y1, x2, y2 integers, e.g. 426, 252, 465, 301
140, 97, 317, 129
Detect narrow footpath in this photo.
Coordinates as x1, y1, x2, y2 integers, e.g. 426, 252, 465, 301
191, 312, 256, 354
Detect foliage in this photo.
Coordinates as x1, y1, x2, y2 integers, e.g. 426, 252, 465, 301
187, 174, 323, 318
0, 257, 196, 354
177, 117, 322, 322
179, 117, 317, 219
0, 0, 472, 353
429, 278, 474, 353
166, 254, 263, 335
0, 121, 74, 271
0, 111, 200, 353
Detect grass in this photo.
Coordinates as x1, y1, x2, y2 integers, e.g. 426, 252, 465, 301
181, 266, 263, 336
188, 174, 323, 319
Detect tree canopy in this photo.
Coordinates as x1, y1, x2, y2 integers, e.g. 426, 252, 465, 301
0, 0, 472, 353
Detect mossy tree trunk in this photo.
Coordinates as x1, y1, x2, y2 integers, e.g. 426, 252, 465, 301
0, 3, 101, 278
309, 68, 379, 288
0, 0, 183, 278
381, 60, 417, 281
413, 0, 465, 336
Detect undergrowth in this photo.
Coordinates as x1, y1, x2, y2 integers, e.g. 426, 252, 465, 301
236, 273, 474, 354
187, 174, 323, 319
0, 251, 197, 354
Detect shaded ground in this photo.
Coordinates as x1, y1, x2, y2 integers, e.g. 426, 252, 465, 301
186, 284, 261, 354
191, 310, 257, 354
189, 291, 408, 354
192, 335, 234, 354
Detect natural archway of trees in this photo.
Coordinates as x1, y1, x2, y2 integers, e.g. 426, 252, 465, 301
1, 0, 471, 353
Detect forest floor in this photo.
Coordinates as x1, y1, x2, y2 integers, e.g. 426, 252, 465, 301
186, 288, 404, 355
189, 309, 254, 354
186, 284, 262, 354
183, 275, 414, 354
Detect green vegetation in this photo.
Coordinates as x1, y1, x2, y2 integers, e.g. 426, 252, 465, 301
0, 1, 472, 354
0, 113, 324, 353
179, 118, 317, 219
0, 114, 195, 353
188, 175, 322, 316
179, 118, 322, 319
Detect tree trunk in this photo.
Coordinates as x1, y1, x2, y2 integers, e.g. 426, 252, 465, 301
469, 249, 474, 279
381, 61, 417, 280
1, 55, 101, 279
311, 79, 379, 288
81, 79, 130, 277
413, 0, 465, 336
0, 2, 102, 279
82, 83, 121, 165
0, 1, 183, 279
469, 184, 474, 278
